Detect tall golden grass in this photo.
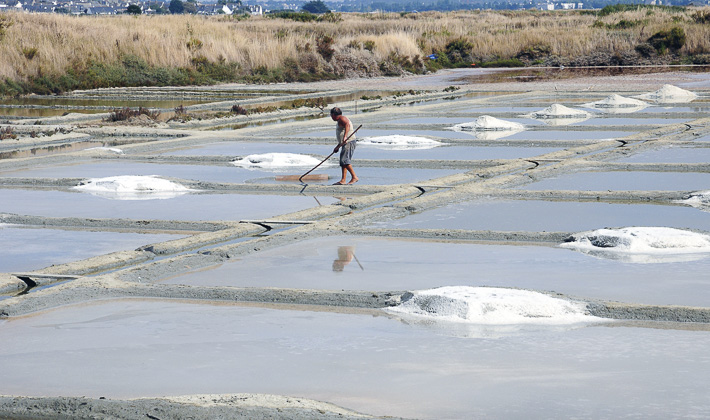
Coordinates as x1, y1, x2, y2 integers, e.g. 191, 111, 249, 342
1, 8, 709, 83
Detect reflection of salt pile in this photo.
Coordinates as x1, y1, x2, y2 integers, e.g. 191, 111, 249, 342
561, 227, 710, 263
231, 153, 326, 171
635, 84, 697, 104
387, 286, 600, 325
582, 94, 649, 114
359, 135, 441, 150
451, 116, 525, 140
524, 104, 591, 126
86, 147, 124, 154
678, 191, 710, 212
73, 175, 192, 200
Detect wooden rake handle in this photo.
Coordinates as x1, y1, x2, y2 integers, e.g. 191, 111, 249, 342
299, 124, 362, 183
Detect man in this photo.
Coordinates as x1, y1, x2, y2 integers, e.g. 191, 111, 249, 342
331, 107, 358, 185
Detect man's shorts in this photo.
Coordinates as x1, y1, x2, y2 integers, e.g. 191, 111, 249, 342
339, 141, 356, 166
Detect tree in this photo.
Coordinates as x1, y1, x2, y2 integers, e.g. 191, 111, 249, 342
301, 0, 330, 14
126, 4, 142, 14
183, 1, 197, 14
169, 0, 184, 14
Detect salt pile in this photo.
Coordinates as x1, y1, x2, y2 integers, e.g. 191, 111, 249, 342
386, 286, 601, 325
561, 227, 710, 263
526, 104, 591, 119
231, 153, 325, 170
73, 175, 192, 200
524, 104, 591, 126
582, 94, 649, 113
358, 135, 441, 150
635, 84, 697, 104
451, 116, 525, 132
678, 191, 710, 212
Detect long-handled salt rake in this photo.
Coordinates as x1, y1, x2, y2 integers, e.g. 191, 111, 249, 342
298, 124, 362, 184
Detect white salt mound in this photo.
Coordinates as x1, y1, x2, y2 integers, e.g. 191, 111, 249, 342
562, 227, 710, 254
73, 175, 192, 200
359, 135, 441, 149
527, 104, 591, 119
386, 286, 601, 325
584, 94, 648, 108
679, 191, 710, 212
451, 115, 525, 131
636, 84, 697, 103
231, 153, 324, 169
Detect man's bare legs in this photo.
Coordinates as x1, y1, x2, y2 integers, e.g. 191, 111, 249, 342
336, 164, 358, 185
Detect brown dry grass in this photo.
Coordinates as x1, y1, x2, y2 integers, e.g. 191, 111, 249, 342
1, 8, 709, 82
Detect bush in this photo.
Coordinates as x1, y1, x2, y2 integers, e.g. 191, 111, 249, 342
692, 10, 710, 24
635, 43, 656, 58
445, 38, 474, 66
648, 27, 686, 53
317, 35, 335, 61
231, 104, 248, 115
267, 11, 318, 22
22, 47, 38, 60
0, 126, 17, 140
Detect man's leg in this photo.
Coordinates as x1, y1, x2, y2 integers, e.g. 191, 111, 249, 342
345, 165, 358, 184
335, 166, 347, 184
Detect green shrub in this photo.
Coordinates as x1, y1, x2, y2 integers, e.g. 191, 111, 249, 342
267, 11, 318, 22
648, 26, 686, 53
692, 10, 710, 24
22, 47, 38, 60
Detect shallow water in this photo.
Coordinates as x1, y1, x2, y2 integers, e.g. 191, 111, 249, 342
0, 189, 340, 221
0, 161, 459, 186
522, 171, 710, 191
618, 145, 710, 163
162, 236, 710, 307
373, 199, 710, 233
0, 226, 183, 273
296, 128, 633, 141
161, 141, 562, 161
0, 299, 708, 419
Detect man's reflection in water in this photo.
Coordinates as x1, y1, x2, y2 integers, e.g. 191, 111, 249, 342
332, 246, 355, 272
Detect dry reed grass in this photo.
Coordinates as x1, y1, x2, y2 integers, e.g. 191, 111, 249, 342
0, 8, 709, 84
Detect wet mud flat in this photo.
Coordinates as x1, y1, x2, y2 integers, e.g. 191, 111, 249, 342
1, 69, 710, 419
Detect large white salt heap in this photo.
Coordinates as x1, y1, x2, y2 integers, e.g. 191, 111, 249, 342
451, 115, 525, 132
561, 227, 710, 263
524, 104, 591, 126
231, 153, 326, 170
582, 94, 649, 114
359, 135, 441, 150
73, 175, 192, 200
635, 84, 697, 104
386, 286, 601, 325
